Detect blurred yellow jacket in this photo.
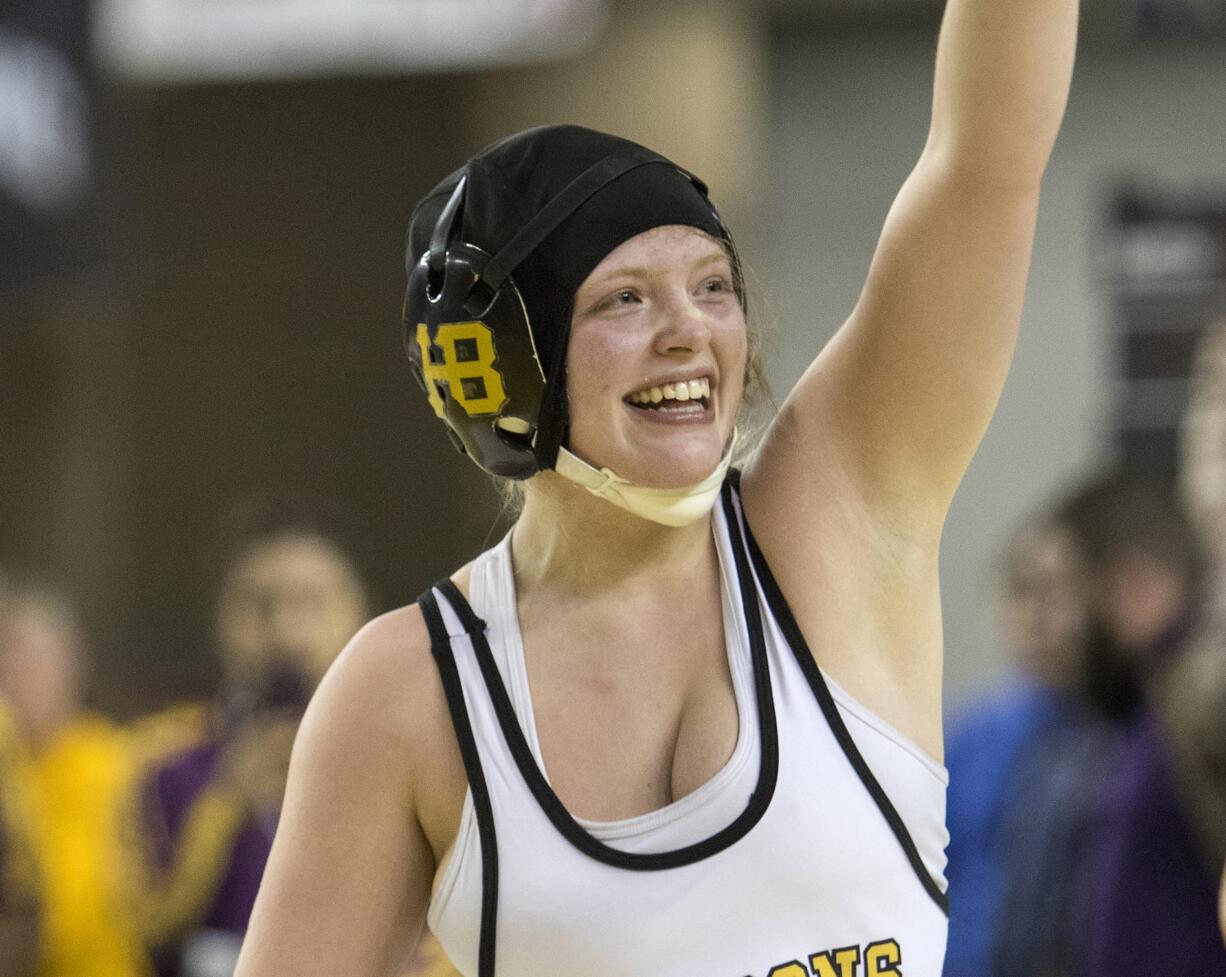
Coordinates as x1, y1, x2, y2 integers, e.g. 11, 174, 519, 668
16, 714, 152, 977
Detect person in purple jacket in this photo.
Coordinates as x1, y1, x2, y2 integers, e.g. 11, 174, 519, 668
127, 496, 370, 977
1077, 703, 1226, 976
1073, 323, 1226, 976
1058, 469, 1226, 976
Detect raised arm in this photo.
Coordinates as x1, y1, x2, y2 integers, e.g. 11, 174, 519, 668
747, 0, 1079, 534
234, 607, 461, 977
741, 0, 1078, 754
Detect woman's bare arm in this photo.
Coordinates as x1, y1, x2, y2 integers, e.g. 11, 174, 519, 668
742, 0, 1079, 753
750, 0, 1079, 530
234, 605, 461, 977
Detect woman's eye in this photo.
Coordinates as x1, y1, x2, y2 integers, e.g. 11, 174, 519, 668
597, 289, 639, 311
700, 277, 732, 295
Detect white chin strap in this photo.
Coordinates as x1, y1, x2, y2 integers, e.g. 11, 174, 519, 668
553, 431, 737, 528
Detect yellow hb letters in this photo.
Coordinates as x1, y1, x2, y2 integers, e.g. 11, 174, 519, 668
416, 321, 508, 418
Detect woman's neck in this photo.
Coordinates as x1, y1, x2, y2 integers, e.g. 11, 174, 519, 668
511, 470, 718, 599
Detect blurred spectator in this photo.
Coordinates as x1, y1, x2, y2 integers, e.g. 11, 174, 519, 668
0, 581, 153, 977
1, 686, 41, 977
1066, 459, 1226, 974
123, 495, 457, 977
942, 509, 1099, 977
1056, 471, 1203, 719
124, 495, 460, 975
124, 496, 368, 977
946, 469, 1210, 977
995, 473, 1205, 977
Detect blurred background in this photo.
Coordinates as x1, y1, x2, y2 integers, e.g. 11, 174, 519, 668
4, 1, 1226, 976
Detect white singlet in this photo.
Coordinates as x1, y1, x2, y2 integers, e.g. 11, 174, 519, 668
417, 478, 949, 977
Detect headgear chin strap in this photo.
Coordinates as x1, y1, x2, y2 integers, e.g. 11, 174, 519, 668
553, 431, 738, 528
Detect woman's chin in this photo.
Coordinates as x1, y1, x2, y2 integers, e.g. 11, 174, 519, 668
606, 445, 727, 489
567, 419, 732, 489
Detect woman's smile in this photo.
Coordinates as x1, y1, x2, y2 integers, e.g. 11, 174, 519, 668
623, 374, 716, 425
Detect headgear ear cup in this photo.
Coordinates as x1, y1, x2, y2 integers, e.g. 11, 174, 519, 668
404, 244, 545, 478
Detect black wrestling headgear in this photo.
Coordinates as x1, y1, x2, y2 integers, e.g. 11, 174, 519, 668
403, 125, 740, 480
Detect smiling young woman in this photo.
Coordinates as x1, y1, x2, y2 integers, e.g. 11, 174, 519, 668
233, 1, 1079, 974
563, 226, 746, 490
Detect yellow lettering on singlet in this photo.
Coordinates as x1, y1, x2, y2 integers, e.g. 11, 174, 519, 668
864, 939, 902, 977
810, 945, 862, 977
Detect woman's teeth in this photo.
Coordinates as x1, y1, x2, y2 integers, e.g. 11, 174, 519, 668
627, 377, 711, 408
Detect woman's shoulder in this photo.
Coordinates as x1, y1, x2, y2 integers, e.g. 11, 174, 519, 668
327, 557, 475, 718
319, 603, 446, 749
305, 595, 468, 855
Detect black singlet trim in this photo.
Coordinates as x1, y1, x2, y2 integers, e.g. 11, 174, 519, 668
417, 589, 500, 977
725, 472, 951, 916
431, 479, 779, 871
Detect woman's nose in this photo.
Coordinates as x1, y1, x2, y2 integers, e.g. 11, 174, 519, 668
653, 296, 711, 355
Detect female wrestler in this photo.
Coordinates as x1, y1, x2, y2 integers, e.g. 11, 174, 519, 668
235, 0, 1078, 974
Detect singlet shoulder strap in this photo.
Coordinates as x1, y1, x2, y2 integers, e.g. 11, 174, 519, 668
417, 585, 500, 977
722, 477, 950, 917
